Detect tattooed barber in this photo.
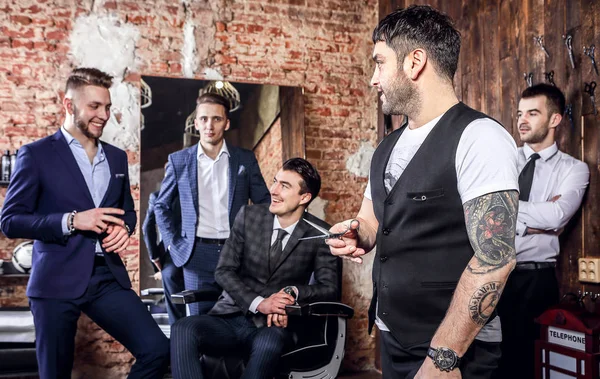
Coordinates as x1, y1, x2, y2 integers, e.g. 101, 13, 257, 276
328, 6, 519, 379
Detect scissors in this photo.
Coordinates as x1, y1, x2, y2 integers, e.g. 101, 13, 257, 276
299, 218, 357, 241
584, 81, 597, 115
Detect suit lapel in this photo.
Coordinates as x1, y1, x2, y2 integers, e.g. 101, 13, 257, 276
228, 145, 239, 214
51, 131, 95, 206
269, 215, 310, 278
187, 145, 199, 216
99, 142, 115, 206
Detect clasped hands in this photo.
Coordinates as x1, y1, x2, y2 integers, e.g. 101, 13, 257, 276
73, 207, 130, 253
257, 289, 297, 328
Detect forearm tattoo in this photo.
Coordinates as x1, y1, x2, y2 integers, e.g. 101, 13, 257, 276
464, 190, 518, 274
469, 281, 502, 326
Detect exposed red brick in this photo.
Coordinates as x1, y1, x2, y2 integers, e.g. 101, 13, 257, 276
10, 15, 33, 25
215, 21, 226, 32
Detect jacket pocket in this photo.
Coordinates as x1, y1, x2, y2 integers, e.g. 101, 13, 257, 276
407, 188, 445, 202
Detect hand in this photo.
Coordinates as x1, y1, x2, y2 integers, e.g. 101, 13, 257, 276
73, 208, 125, 234
414, 358, 462, 379
152, 258, 163, 271
550, 194, 562, 202
526, 227, 562, 236
101, 224, 130, 253
256, 291, 295, 315
325, 219, 364, 263
267, 313, 289, 328
153, 271, 162, 281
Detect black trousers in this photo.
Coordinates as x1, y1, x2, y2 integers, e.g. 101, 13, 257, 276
495, 267, 559, 379
170, 313, 293, 379
380, 331, 501, 379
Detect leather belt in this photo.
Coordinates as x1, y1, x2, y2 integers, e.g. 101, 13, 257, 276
196, 237, 227, 245
514, 262, 556, 271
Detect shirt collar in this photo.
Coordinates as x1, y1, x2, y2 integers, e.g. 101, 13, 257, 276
61, 126, 105, 159
273, 216, 299, 237
523, 142, 558, 162
197, 141, 230, 161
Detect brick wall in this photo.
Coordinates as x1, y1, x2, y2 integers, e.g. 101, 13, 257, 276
253, 118, 282, 186
0, 0, 378, 376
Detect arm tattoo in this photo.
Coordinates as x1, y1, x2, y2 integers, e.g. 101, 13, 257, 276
464, 190, 518, 274
469, 281, 502, 326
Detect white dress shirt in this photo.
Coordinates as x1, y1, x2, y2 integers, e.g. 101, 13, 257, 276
248, 217, 299, 313
515, 143, 589, 263
196, 142, 230, 239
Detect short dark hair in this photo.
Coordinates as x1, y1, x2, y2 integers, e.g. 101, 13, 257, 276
65, 67, 113, 93
372, 5, 461, 81
521, 84, 566, 116
196, 92, 230, 116
282, 158, 321, 205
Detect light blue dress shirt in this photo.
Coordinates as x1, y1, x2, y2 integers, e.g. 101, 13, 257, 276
60, 127, 111, 254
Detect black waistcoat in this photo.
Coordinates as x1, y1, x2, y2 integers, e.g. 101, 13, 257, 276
369, 102, 492, 347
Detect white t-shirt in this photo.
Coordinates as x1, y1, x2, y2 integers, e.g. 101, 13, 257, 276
366, 116, 519, 204
367, 114, 519, 342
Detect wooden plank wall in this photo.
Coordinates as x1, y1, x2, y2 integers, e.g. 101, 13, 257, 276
382, 0, 600, 296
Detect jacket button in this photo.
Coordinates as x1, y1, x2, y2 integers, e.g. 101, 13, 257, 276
380, 256, 388, 262
382, 228, 390, 235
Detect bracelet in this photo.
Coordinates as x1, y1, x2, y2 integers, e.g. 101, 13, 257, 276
67, 210, 77, 235
124, 223, 131, 235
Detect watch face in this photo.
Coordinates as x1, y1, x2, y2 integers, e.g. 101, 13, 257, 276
434, 347, 458, 371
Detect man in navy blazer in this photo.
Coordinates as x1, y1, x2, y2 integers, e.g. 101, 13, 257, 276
155, 92, 270, 315
1, 68, 169, 379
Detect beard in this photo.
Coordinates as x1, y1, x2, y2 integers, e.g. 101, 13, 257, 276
520, 119, 550, 144
381, 68, 421, 117
73, 105, 104, 139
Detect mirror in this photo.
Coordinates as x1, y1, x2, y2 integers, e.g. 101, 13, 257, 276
139, 76, 304, 292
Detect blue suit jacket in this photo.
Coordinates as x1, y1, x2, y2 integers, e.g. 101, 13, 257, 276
154, 143, 270, 268
0, 131, 136, 299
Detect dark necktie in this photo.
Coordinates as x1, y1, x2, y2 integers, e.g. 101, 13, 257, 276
269, 229, 287, 272
518, 153, 541, 201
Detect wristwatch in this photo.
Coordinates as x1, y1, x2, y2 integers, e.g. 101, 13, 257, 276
427, 346, 461, 372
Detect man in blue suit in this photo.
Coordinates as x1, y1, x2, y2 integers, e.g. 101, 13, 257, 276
1, 68, 169, 379
155, 92, 270, 315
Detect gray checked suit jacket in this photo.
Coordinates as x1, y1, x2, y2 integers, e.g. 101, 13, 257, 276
210, 204, 340, 320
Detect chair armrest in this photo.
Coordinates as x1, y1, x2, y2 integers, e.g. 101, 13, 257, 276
171, 288, 221, 304
141, 288, 165, 296
285, 301, 354, 319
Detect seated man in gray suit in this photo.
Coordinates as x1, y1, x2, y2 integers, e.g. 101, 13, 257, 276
170, 158, 339, 379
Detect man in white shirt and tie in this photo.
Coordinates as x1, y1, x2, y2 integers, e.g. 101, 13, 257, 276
496, 84, 590, 379
155, 92, 271, 315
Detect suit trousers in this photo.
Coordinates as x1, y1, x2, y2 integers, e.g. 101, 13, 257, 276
161, 254, 186, 325
170, 313, 293, 379
29, 262, 170, 379
380, 330, 501, 379
495, 267, 559, 379
183, 240, 223, 315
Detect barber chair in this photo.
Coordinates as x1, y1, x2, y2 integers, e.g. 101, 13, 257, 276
0, 307, 38, 377
171, 263, 353, 379
140, 287, 171, 338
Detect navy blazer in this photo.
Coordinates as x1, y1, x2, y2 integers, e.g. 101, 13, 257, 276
1, 131, 136, 299
154, 143, 271, 268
